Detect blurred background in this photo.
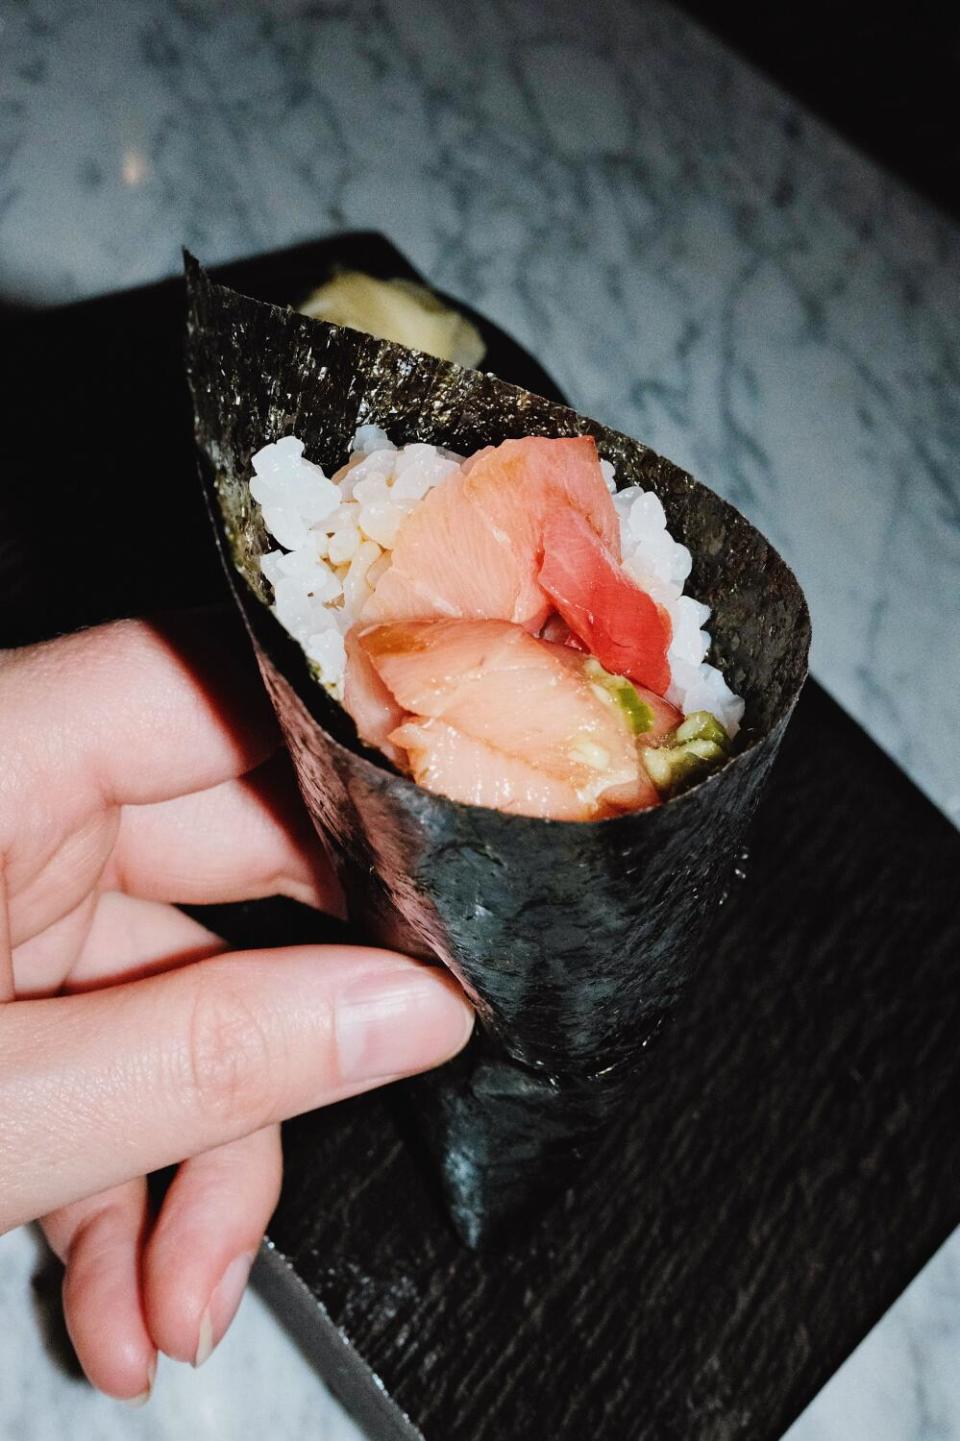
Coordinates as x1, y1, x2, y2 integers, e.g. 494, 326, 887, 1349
1, 2, 958, 1439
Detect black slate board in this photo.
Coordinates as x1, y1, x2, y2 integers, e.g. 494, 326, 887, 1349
256, 677, 960, 1441
4, 238, 960, 1441
0, 235, 562, 646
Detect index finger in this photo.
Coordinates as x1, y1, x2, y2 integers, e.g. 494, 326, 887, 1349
1, 610, 278, 807
1, 944, 473, 1232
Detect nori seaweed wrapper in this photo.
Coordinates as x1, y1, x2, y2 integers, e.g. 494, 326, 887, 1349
185, 255, 811, 1246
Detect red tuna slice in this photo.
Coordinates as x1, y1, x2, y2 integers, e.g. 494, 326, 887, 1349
362, 436, 618, 632
539, 508, 673, 695
358, 617, 659, 819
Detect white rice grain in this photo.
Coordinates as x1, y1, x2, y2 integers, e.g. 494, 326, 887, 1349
613, 482, 744, 736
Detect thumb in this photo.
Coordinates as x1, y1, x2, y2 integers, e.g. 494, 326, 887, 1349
0, 947, 473, 1232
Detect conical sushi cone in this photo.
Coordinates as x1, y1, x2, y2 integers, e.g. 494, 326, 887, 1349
185, 255, 810, 1245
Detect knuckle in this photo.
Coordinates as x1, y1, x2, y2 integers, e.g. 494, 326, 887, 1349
185, 977, 276, 1130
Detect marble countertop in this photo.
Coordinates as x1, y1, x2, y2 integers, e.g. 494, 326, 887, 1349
1, 1, 958, 1438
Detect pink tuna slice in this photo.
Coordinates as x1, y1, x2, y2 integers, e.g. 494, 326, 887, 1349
360, 436, 619, 631
354, 617, 659, 820
539, 508, 673, 696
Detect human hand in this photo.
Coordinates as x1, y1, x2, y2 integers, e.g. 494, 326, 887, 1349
0, 613, 472, 1401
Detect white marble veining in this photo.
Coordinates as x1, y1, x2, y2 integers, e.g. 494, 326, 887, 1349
2, 0, 957, 822
0, 0, 958, 1438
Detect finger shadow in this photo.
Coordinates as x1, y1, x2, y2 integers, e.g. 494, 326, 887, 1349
28, 1227, 84, 1384
146, 611, 350, 944
144, 606, 278, 768
62, 934, 227, 993
236, 749, 347, 919
181, 895, 356, 952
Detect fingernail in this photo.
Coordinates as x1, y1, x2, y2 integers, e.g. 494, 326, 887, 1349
193, 1251, 256, 1368
122, 1354, 156, 1406
337, 966, 473, 1083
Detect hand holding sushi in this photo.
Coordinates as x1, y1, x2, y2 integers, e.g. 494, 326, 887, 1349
0, 613, 473, 1403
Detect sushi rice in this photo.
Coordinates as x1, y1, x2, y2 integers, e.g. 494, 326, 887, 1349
251, 427, 744, 737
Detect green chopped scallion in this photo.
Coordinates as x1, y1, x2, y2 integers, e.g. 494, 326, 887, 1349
642, 736, 727, 794
674, 710, 730, 747
582, 657, 652, 735
614, 683, 654, 736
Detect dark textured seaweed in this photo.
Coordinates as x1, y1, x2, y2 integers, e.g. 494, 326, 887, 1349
185, 254, 811, 1244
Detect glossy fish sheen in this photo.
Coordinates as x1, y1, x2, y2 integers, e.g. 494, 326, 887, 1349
186, 254, 811, 1245
539, 507, 673, 694
362, 434, 617, 632
357, 617, 658, 820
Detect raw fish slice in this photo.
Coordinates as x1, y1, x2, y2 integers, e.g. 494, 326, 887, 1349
463, 434, 620, 578
465, 435, 618, 545
390, 719, 596, 820
540, 614, 587, 650
357, 618, 645, 811
540, 508, 672, 695
342, 628, 404, 761
362, 465, 539, 626
540, 618, 680, 742
601, 772, 660, 811
362, 436, 619, 631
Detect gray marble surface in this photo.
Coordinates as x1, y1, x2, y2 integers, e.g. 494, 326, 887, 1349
1, 0, 958, 1437
0, 1226, 363, 1441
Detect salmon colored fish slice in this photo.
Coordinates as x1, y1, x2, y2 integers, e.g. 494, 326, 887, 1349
361, 463, 531, 626
361, 436, 618, 631
342, 628, 405, 762
355, 617, 658, 817
539, 508, 673, 695
462, 433, 620, 561
541, 617, 680, 741
360, 618, 633, 781
389, 719, 596, 820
